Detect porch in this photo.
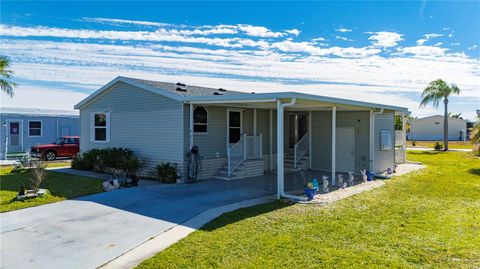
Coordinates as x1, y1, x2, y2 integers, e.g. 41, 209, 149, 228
186, 94, 407, 200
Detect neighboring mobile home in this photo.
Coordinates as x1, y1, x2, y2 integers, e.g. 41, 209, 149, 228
408, 115, 467, 141
75, 76, 408, 198
0, 107, 79, 159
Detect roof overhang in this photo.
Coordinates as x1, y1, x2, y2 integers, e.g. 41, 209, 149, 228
74, 76, 409, 114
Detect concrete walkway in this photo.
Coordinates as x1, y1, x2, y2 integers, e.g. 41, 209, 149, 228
1, 173, 303, 269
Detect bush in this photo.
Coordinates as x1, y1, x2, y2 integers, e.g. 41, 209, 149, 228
155, 162, 178, 184
412, 141, 416, 146
434, 142, 444, 151
72, 147, 143, 177
30, 159, 47, 193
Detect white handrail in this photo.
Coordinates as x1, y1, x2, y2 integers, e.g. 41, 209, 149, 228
227, 134, 263, 176
294, 132, 309, 168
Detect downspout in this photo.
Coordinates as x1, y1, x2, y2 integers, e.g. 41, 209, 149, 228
369, 108, 384, 172
277, 98, 306, 201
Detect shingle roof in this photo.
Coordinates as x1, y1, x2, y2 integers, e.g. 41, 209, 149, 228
128, 77, 249, 97
0, 107, 79, 117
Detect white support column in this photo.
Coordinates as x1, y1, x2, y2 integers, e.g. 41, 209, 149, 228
309, 110, 312, 169
269, 110, 273, 171
276, 100, 284, 199
253, 108, 257, 136
331, 106, 336, 186
189, 103, 194, 151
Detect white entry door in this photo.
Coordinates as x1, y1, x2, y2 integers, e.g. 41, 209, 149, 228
336, 127, 355, 172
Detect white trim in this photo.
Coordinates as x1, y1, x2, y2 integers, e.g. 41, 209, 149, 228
27, 120, 43, 137
90, 112, 110, 143
308, 110, 312, 169
226, 109, 243, 146
189, 103, 193, 150
193, 106, 208, 134
331, 106, 336, 186
269, 109, 273, 171
253, 109, 257, 137
5, 120, 24, 152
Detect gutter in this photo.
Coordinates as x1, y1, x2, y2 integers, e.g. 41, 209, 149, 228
276, 98, 307, 201
369, 108, 384, 172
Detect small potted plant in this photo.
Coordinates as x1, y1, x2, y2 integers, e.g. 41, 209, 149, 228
304, 178, 318, 201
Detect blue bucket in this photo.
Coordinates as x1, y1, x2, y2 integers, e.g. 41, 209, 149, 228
304, 188, 317, 201
367, 171, 375, 181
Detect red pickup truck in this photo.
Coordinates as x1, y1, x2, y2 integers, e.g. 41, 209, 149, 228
30, 136, 80, 161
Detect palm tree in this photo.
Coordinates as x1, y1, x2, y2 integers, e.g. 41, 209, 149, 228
471, 125, 480, 154
0, 56, 17, 97
420, 79, 460, 151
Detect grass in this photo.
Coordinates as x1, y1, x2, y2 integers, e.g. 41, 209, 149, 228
407, 140, 473, 149
138, 151, 480, 269
0, 166, 103, 212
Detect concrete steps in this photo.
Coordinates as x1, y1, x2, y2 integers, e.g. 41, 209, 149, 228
213, 159, 264, 180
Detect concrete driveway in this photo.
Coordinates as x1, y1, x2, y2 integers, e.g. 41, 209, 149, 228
1, 174, 304, 269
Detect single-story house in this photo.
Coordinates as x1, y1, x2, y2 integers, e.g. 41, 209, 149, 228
0, 107, 80, 159
408, 115, 467, 141
74, 76, 408, 199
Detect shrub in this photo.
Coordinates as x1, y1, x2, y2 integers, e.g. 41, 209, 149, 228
30, 159, 47, 193
155, 162, 178, 184
412, 141, 416, 146
72, 147, 143, 177
434, 142, 444, 151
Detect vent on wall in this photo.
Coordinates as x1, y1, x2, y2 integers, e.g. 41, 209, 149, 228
176, 87, 187, 92
213, 92, 223, 95
218, 88, 227, 92
176, 82, 186, 87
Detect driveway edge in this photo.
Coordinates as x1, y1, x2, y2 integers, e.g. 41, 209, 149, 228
99, 195, 275, 269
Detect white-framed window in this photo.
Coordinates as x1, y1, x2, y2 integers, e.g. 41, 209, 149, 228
193, 106, 208, 133
380, 130, 393, 151
28, 120, 42, 137
90, 112, 110, 142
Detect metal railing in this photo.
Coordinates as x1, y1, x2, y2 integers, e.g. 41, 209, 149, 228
227, 134, 262, 176
294, 132, 309, 168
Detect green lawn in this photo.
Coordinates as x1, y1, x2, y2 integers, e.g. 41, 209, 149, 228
0, 167, 103, 212
407, 140, 473, 149
138, 151, 480, 269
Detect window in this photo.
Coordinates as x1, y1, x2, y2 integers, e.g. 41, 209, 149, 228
380, 130, 393, 151
64, 138, 77, 144
29, 121, 42, 136
91, 112, 110, 142
193, 106, 208, 133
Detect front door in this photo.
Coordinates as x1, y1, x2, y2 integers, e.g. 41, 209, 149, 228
227, 110, 242, 145
288, 113, 308, 148
8, 122, 22, 152
335, 127, 355, 172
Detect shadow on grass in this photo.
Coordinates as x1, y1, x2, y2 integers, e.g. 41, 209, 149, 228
201, 201, 291, 232
408, 150, 448, 156
468, 168, 480, 176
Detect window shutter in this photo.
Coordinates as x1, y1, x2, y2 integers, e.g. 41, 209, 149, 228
89, 112, 94, 142
106, 112, 111, 142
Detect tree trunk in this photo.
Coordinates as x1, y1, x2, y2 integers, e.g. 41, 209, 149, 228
444, 98, 449, 151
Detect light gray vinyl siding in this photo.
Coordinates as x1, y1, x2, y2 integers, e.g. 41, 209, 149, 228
311, 111, 370, 173
183, 106, 274, 160
373, 110, 395, 173
0, 113, 79, 153
80, 81, 184, 170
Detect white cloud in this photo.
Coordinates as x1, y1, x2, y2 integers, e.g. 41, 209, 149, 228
285, 29, 301, 36
398, 45, 448, 57
416, 39, 427, 45
424, 33, 443, 39
434, 42, 443, 46
468, 45, 477, 50
336, 36, 353, 41
237, 24, 284, 38
450, 42, 460, 46
0, 24, 264, 48
367, 31, 404, 48
81, 17, 170, 27
335, 28, 352, 33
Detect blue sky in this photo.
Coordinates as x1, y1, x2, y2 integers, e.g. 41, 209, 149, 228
1, 1, 479, 119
